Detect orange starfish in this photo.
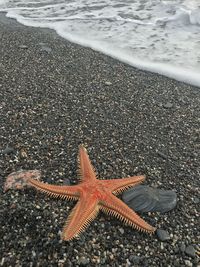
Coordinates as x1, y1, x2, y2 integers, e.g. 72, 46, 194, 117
28, 145, 156, 240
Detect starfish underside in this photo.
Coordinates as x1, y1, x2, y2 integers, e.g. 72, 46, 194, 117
28, 145, 156, 240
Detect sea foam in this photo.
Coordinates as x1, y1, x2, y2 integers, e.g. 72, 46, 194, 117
0, 0, 200, 87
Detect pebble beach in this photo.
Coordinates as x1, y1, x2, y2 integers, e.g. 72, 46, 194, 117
0, 13, 199, 266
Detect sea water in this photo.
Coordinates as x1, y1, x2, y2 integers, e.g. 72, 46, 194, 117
0, 0, 200, 87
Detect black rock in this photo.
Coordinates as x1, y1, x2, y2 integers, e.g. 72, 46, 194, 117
185, 245, 196, 258
174, 246, 179, 254
157, 151, 168, 160
63, 178, 71, 185
156, 229, 170, 241
122, 185, 177, 213
129, 255, 144, 264
1, 146, 15, 155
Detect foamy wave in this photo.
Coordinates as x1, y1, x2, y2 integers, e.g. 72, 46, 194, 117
189, 9, 200, 25
43, 25, 200, 88
156, 7, 200, 26
0, 0, 200, 88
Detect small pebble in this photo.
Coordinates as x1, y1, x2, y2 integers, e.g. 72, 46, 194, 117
63, 178, 71, 185
19, 45, 28, 49
40, 46, 52, 52
185, 245, 196, 258
180, 243, 186, 253
79, 256, 90, 265
129, 255, 143, 264
119, 227, 124, 234
38, 42, 46, 46
184, 260, 193, 267
156, 229, 170, 241
174, 259, 180, 266
157, 151, 168, 159
104, 81, 112, 85
174, 246, 179, 254
193, 197, 199, 204
163, 102, 173, 108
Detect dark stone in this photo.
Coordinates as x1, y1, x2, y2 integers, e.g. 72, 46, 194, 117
156, 229, 170, 241
185, 245, 196, 258
79, 256, 90, 265
193, 197, 199, 204
174, 259, 180, 266
129, 255, 144, 264
174, 246, 179, 254
63, 178, 71, 185
1, 146, 15, 155
157, 151, 168, 159
180, 243, 186, 253
122, 185, 177, 213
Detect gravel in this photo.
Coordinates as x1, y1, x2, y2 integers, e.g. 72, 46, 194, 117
0, 13, 199, 266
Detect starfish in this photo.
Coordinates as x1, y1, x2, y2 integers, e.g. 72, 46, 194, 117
27, 145, 156, 241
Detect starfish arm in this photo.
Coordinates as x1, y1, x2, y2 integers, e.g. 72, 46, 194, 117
102, 175, 145, 195
100, 193, 156, 234
28, 178, 79, 200
62, 194, 99, 240
78, 145, 97, 182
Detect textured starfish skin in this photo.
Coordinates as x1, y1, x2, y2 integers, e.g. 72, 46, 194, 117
28, 145, 156, 241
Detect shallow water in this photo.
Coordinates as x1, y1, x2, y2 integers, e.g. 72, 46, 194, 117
0, 0, 200, 87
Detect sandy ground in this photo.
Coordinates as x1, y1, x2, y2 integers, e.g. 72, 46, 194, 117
0, 13, 199, 267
